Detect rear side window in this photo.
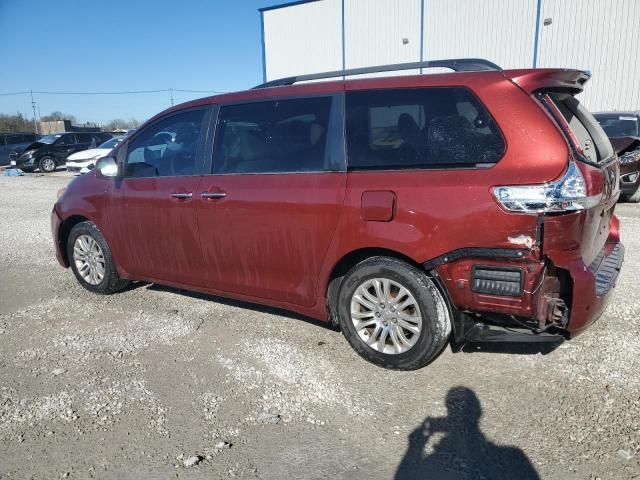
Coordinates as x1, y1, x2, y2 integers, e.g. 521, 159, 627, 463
346, 87, 505, 170
213, 97, 334, 174
76, 133, 92, 144
548, 93, 614, 164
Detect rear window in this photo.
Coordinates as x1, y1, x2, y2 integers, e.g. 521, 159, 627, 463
345, 87, 505, 170
548, 93, 614, 164
595, 114, 639, 138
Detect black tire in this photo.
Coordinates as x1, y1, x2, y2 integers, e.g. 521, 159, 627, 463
622, 187, 640, 203
38, 155, 57, 173
67, 221, 129, 294
336, 257, 451, 370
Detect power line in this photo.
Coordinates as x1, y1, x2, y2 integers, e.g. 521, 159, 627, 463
33, 89, 169, 95
0, 88, 226, 96
173, 88, 226, 93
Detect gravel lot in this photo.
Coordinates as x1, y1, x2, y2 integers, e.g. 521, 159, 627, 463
0, 171, 639, 480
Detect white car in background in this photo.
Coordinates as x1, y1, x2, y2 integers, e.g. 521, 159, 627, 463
66, 137, 125, 173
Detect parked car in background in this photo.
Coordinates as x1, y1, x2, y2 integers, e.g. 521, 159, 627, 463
0, 132, 39, 166
52, 59, 623, 370
66, 136, 126, 173
11, 132, 112, 173
594, 111, 640, 202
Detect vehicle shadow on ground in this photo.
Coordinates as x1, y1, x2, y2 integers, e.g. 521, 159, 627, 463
395, 387, 540, 480
138, 282, 338, 331
459, 341, 563, 355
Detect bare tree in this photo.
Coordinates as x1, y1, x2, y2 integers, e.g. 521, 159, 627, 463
0, 113, 35, 133
41, 111, 77, 123
105, 118, 139, 130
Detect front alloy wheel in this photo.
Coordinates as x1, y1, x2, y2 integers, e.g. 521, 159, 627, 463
67, 221, 130, 294
72, 234, 106, 285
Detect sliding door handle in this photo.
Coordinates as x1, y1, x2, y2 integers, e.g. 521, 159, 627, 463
170, 192, 193, 199
201, 192, 226, 199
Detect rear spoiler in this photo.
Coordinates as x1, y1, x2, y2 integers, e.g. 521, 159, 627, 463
503, 68, 591, 94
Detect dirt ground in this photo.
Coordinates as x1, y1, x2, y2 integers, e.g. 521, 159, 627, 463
0, 171, 639, 480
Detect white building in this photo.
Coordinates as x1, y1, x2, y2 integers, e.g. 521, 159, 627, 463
259, 0, 640, 112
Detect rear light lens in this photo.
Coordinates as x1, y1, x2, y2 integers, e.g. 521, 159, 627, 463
492, 161, 599, 213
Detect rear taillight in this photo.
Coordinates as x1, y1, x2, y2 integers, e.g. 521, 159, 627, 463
492, 161, 600, 213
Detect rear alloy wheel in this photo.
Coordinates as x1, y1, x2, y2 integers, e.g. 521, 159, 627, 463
39, 156, 57, 173
350, 278, 423, 354
336, 257, 451, 370
67, 221, 129, 294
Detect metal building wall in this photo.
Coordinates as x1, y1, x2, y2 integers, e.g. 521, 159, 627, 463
423, 0, 538, 69
261, 0, 343, 82
261, 0, 639, 111
536, 0, 640, 111
344, 0, 421, 74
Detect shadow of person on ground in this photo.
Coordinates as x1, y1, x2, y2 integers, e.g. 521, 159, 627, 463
395, 387, 540, 480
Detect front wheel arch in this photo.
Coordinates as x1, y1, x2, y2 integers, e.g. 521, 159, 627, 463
58, 215, 91, 267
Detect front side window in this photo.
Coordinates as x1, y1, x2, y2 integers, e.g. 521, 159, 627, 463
213, 97, 333, 174
346, 87, 505, 170
124, 109, 205, 178
57, 134, 75, 145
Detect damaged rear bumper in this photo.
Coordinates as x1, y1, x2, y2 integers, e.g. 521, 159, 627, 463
427, 218, 624, 345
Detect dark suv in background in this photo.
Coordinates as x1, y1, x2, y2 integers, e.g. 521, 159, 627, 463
11, 131, 113, 173
0, 132, 39, 166
594, 111, 640, 202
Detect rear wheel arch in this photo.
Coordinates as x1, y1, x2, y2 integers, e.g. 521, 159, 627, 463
325, 248, 425, 325
333, 255, 453, 369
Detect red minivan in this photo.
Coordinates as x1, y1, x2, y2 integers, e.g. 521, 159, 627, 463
52, 59, 624, 370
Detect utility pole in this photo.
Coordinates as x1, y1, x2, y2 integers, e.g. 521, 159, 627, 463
30, 90, 38, 134
169, 88, 174, 106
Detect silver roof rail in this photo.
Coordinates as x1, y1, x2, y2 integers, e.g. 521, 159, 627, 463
253, 58, 502, 89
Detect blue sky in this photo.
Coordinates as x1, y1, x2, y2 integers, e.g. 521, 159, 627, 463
0, 0, 286, 124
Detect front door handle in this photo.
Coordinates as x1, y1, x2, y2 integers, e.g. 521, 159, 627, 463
201, 192, 226, 199
171, 192, 193, 199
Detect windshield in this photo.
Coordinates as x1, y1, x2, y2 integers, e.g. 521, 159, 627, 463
98, 137, 123, 149
595, 115, 639, 137
37, 134, 62, 144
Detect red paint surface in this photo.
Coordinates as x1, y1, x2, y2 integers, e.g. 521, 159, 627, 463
51, 68, 623, 336
361, 191, 396, 222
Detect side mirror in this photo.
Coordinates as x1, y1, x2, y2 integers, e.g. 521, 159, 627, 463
96, 156, 119, 178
